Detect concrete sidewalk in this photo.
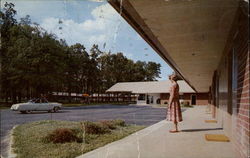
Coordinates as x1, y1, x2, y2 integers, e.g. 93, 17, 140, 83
77, 106, 235, 158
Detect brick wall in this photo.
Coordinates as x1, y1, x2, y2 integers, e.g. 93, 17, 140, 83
233, 4, 249, 158
210, 2, 249, 157
235, 44, 249, 158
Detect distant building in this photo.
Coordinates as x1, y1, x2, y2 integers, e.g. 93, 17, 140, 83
106, 81, 208, 105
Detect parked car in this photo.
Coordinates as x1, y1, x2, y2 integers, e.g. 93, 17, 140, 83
10, 98, 62, 113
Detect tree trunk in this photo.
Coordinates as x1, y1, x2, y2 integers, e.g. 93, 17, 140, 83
97, 93, 99, 103
68, 80, 72, 103
12, 90, 17, 104
18, 92, 21, 103
5, 92, 8, 103
68, 91, 71, 103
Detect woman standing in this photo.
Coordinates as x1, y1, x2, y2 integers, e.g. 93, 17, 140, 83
167, 73, 183, 133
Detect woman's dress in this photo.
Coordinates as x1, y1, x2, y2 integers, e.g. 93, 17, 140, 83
166, 82, 183, 123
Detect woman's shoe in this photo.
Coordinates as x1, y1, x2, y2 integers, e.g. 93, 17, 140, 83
169, 130, 179, 133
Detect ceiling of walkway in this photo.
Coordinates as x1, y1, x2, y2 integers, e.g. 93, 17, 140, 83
109, 0, 238, 92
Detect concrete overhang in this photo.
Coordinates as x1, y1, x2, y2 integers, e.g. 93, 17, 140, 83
109, 0, 239, 92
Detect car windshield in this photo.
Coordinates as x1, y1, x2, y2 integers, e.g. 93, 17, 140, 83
28, 99, 37, 103
28, 98, 47, 103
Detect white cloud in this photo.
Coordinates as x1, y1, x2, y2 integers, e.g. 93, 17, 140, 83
40, 17, 104, 47
39, 3, 124, 51
82, 19, 105, 31
89, 34, 107, 44
91, 3, 118, 19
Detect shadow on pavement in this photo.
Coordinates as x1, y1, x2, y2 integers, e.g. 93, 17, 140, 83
181, 128, 223, 132
14, 111, 70, 115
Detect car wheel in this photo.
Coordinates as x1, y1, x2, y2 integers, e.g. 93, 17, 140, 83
20, 111, 27, 114
53, 107, 59, 113
48, 110, 52, 113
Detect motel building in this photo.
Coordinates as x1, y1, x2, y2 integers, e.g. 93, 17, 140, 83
106, 80, 209, 106
109, 0, 249, 158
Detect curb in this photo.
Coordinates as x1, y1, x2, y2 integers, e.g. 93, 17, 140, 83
6, 126, 17, 158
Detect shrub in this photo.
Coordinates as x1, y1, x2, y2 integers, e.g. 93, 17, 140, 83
84, 121, 110, 135
181, 101, 190, 106
111, 120, 126, 127
181, 101, 193, 107
100, 120, 116, 130
45, 128, 81, 143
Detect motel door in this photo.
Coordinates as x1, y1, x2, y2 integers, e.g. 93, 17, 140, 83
191, 95, 196, 105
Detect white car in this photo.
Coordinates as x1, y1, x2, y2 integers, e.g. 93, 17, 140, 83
11, 98, 62, 113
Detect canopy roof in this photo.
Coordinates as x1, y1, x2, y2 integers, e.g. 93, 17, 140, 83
106, 80, 195, 93
109, 0, 238, 92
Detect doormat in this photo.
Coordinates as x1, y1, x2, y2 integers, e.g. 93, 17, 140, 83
205, 134, 230, 142
205, 120, 217, 123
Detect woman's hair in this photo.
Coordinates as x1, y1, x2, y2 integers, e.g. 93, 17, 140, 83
168, 73, 178, 81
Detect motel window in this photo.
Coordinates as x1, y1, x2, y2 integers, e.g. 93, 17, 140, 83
138, 94, 145, 100
232, 47, 238, 114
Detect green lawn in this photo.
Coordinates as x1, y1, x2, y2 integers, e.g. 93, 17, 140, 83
12, 120, 145, 158
0, 103, 11, 110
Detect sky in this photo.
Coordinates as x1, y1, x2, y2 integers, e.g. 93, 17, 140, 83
1, 0, 173, 80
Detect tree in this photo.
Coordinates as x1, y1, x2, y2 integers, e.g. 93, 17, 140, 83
98, 52, 161, 92
1, 3, 66, 102
0, 2, 18, 102
133, 61, 147, 81
64, 43, 90, 102
88, 44, 102, 94
0, 2, 17, 38
145, 62, 161, 81
71, 43, 89, 93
